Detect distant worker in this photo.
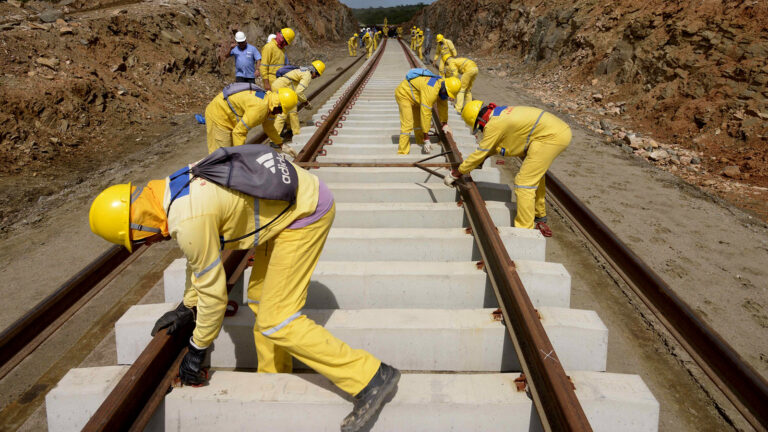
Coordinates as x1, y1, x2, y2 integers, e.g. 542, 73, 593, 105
88, 146, 401, 432
443, 55, 478, 113
260, 27, 295, 90
362, 31, 373, 59
374, 30, 381, 50
432, 34, 457, 76
219, 31, 261, 83
271, 60, 325, 141
397, 26, 403, 39
423, 27, 432, 59
445, 102, 572, 237
414, 29, 424, 60
383, 17, 389, 36
409, 26, 416, 50
348, 33, 358, 56
203, 83, 297, 154
394, 69, 461, 155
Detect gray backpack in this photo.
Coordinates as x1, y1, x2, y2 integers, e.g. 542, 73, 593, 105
167, 145, 299, 245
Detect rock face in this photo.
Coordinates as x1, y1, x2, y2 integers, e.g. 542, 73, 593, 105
0, 0, 357, 177
410, 0, 768, 185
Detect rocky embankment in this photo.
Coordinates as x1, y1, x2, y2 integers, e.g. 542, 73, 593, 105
410, 0, 768, 201
0, 0, 356, 177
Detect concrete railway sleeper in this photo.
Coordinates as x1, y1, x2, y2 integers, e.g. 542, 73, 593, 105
45, 41, 664, 431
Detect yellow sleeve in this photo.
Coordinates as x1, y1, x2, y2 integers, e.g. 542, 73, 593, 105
448, 40, 457, 56
263, 116, 282, 145
296, 71, 311, 103
259, 44, 271, 78
437, 98, 448, 124
231, 95, 266, 147
458, 123, 503, 174
175, 216, 227, 348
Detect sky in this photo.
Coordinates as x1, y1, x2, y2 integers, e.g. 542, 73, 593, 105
340, 0, 435, 8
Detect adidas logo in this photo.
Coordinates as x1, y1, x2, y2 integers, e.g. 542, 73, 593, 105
256, 153, 277, 173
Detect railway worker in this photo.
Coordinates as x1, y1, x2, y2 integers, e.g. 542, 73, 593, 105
203, 84, 297, 155
373, 30, 381, 50
410, 26, 416, 50
259, 27, 295, 91
432, 34, 457, 77
348, 33, 358, 56
395, 71, 461, 155
443, 55, 478, 113
362, 31, 373, 59
88, 146, 401, 432
397, 26, 403, 39
415, 29, 424, 60
219, 31, 261, 84
445, 102, 572, 237
271, 60, 326, 140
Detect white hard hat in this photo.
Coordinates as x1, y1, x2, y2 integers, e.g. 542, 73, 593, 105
267, 33, 276, 42
235, 31, 246, 42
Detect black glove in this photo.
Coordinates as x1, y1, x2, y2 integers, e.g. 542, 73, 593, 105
179, 341, 208, 386
151, 303, 195, 336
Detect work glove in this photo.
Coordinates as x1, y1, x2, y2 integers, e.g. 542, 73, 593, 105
270, 142, 298, 159
151, 303, 195, 336
421, 140, 433, 154
305, 101, 313, 110
441, 122, 452, 135
179, 340, 208, 386
443, 168, 462, 187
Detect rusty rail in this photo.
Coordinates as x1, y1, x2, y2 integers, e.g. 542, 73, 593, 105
0, 244, 147, 380
398, 39, 593, 431
545, 173, 768, 430
83, 48, 380, 431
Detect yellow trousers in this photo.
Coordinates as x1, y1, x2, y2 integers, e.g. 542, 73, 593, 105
455, 67, 478, 113
514, 123, 571, 229
273, 108, 300, 136
205, 119, 234, 154
348, 45, 356, 56
366, 45, 373, 59
438, 58, 446, 76
395, 86, 425, 154
417, 45, 423, 60
246, 205, 380, 396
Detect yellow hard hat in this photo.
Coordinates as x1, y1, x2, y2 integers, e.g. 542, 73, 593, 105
280, 28, 295, 45
462, 100, 484, 128
311, 60, 325, 76
353, 33, 358, 37
444, 77, 461, 99
277, 87, 298, 112
89, 183, 132, 251
436, 34, 444, 42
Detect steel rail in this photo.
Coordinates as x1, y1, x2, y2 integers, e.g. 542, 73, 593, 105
545, 173, 768, 430
0, 244, 147, 379
83, 48, 383, 431
295, 162, 451, 168
398, 39, 593, 431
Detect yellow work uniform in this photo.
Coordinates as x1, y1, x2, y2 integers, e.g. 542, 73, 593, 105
433, 39, 457, 76
374, 32, 380, 50
394, 76, 449, 154
272, 68, 312, 136
415, 34, 424, 60
204, 89, 282, 153
445, 57, 479, 113
363, 33, 373, 59
458, 106, 571, 228
165, 163, 380, 396
397, 27, 403, 38
259, 40, 286, 87
348, 36, 357, 56
410, 30, 415, 49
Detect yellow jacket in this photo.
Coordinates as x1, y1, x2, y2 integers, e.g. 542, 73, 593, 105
374, 32, 381, 43
259, 40, 286, 81
415, 34, 423, 48
445, 57, 477, 77
363, 33, 372, 48
205, 89, 282, 146
433, 39, 457, 62
348, 36, 357, 49
396, 76, 449, 132
165, 162, 320, 347
459, 106, 570, 174
272, 68, 312, 104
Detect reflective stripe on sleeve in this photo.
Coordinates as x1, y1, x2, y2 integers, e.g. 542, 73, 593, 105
515, 184, 538, 189
194, 255, 221, 278
261, 312, 301, 336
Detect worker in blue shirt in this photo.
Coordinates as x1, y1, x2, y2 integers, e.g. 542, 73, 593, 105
220, 31, 262, 83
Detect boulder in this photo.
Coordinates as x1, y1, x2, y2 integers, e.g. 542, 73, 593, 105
36, 57, 60, 70
722, 166, 740, 178
39, 9, 64, 23
648, 149, 670, 161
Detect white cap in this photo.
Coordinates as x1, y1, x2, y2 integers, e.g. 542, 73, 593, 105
267, 34, 276, 42
235, 31, 246, 42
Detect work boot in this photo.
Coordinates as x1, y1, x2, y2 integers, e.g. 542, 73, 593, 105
340, 363, 400, 432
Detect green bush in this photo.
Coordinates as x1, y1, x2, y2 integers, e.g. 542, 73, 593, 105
351, 4, 428, 26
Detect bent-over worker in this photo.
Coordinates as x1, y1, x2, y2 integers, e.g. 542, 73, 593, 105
271, 60, 326, 140
88, 146, 401, 432
445, 102, 572, 237
432, 34, 457, 76
443, 55, 479, 113
362, 31, 373, 59
348, 34, 358, 56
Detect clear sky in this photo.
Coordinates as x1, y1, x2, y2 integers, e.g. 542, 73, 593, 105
340, 0, 435, 8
